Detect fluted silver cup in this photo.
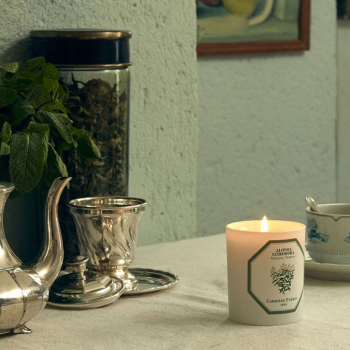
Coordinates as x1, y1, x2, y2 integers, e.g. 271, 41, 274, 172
68, 197, 147, 291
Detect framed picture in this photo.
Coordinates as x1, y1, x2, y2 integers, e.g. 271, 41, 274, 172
197, 0, 311, 56
337, 0, 350, 18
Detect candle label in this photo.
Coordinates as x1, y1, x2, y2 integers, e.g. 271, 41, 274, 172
247, 239, 304, 314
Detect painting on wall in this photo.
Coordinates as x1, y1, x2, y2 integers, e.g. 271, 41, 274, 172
337, 0, 350, 18
197, 0, 310, 56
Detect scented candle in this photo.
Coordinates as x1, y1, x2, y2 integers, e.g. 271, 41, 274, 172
226, 218, 305, 326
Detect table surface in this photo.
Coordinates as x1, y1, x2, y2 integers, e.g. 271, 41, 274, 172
2, 234, 350, 350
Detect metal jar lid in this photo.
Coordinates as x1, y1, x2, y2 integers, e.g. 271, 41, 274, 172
29, 29, 131, 68
49, 256, 125, 309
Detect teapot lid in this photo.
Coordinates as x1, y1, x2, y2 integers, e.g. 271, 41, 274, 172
48, 256, 125, 309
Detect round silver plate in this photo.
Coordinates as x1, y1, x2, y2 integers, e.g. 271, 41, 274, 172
48, 278, 125, 309
123, 268, 180, 296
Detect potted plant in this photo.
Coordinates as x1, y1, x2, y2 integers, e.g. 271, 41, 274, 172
0, 57, 100, 195
0, 57, 100, 261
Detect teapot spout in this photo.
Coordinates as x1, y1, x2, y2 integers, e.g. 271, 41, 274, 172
31, 177, 71, 288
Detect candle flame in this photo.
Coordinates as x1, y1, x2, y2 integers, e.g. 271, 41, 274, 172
261, 216, 268, 232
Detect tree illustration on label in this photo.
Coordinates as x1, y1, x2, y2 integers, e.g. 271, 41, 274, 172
270, 264, 295, 294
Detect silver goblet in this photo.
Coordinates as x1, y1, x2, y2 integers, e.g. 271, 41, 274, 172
68, 197, 147, 291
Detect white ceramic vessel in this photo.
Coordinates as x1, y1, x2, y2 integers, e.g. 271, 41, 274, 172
306, 204, 350, 264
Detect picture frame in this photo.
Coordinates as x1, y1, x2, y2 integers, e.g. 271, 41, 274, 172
337, 0, 350, 18
197, 0, 311, 56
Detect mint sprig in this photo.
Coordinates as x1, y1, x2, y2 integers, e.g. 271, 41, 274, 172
0, 57, 101, 195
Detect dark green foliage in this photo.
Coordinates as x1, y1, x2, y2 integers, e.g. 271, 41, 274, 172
0, 57, 100, 195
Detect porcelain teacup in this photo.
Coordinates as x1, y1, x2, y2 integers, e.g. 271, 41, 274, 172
306, 204, 350, 264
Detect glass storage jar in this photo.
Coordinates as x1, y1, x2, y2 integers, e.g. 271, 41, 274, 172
30, 30, 131, 263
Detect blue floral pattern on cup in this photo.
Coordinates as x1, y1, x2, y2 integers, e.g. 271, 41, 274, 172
344, 233, 350, 243
306, 203, 350, 263
307, 218, 330, 243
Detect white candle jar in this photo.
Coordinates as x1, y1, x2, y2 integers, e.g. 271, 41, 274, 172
226, 220, 305, 326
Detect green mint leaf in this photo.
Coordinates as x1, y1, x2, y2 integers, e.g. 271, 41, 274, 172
48, 143, 68, 177
41, 111, 73, 144
52, 80, 59, 96
70, 125, 84, 148
14, 82, 34, 92
42, 77, 58, 96
43, 77, 54, 94
26, 84, 51, 108
18, 70, 39, 80
2, 71, 18, 88
57, 84, 68, 104
61, 140, 74, 151
70, 125, 85, 139
22, 57, 45, 72
0, 62, 19, 73
18, 71, 43, 91
0, 87, 17, 108
39, 143, 69, 190
42, 63, 58, 80
0, 142, 10, 156
11, 101, 35, 127
9, 121, 49, 193
77, 133, 101, 159
0, 63, 19, 86
26, 84, 43, 103
54, 99, 67, 114
0, 121, 11, 143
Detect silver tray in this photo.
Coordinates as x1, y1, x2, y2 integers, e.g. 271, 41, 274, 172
123, 268, 180, 296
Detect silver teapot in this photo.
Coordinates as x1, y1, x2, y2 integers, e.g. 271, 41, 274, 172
0, 177, 71, 335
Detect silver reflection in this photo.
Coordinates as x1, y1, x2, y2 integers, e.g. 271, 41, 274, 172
0, 177, 71, 335
68, 197, 147, 291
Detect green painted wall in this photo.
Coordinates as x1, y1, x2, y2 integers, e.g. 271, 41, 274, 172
197, 0, 337, 236
0, 0, 198, 260
0, 0, 341, 258
337, 20, 350, 202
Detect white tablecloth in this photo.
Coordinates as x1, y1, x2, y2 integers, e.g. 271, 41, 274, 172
2, 234, 350, 350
